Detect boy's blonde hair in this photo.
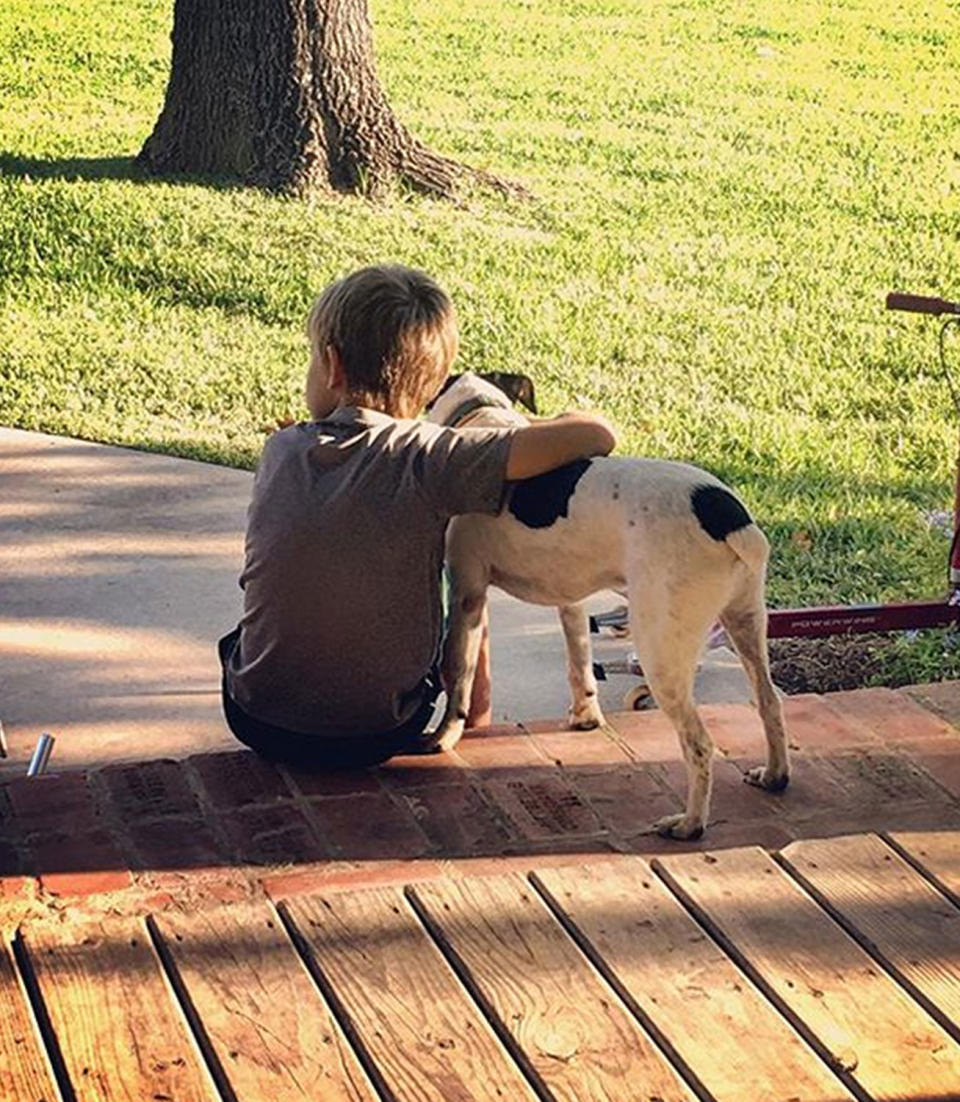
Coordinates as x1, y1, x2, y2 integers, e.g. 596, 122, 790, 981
307, 265, 458, 418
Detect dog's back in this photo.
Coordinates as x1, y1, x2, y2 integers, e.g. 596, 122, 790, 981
447, 451, 766, 606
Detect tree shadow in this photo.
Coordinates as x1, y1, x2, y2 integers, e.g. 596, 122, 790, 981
0, 151, 245, 192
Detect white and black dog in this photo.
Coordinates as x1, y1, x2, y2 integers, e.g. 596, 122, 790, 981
425, 371, 789, 840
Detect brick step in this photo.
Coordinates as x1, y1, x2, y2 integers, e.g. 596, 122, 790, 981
1, 687, 958, 910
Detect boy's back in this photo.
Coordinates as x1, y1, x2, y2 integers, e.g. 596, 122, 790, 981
225, 406, 513, 736
219, 263, 615, 768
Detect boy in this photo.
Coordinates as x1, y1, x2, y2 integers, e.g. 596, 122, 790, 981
219, 264, 616, 768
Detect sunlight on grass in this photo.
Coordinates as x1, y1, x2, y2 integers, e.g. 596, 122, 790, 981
1, 0, 959, 679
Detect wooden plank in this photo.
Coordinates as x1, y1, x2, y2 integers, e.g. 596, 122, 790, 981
410, 872, 696, 1102
0, 934, 60, 1102
886, 830, 960, 907
656, 845, 960, 1102
282, 885, 539, 1102
535, 859, 853, 1102
780, 834, 960, 1038
154, 901, 377, 1102
21, 915, 215, 1102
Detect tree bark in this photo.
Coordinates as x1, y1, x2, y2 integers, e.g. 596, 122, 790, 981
139, 0, 502, 198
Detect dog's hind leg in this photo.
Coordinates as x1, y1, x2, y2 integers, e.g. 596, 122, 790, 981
558, 603, 605, 729
628, 592, 716, 840
720, 569, 790, 792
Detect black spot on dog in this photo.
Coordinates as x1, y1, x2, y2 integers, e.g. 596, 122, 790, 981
509, 459, 592, 529
691, 484, 752, 541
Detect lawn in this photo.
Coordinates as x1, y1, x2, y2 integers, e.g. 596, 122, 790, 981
1, 0, 959, 679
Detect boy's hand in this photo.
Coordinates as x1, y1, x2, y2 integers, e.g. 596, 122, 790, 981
505, 411, 617, 481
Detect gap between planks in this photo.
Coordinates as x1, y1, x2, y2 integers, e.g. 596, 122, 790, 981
407, 873, 701, 1102
774, 833, 960, 1047
653, 845, 960, 1102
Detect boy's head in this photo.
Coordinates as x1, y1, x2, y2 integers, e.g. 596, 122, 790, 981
305, 265, 458, 419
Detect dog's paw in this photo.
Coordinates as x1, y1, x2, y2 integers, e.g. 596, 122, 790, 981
744, 765, 790, 792
653, 813, 705, 841
429, 722, 466, 754
569, 701, 604, 730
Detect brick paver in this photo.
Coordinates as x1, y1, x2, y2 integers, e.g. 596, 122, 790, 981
451, 726, 547, 772
904, 680, 960, 727
218, 804, 329, 865
899, 737, 960, 800
482, 770, 603, 841
823, 686, 958, 744
308, 790, 431, 859
0, 838, 23, 879
782, 692, 881, 751
187, 750, 294, 809
6, 772, 101, 837
29, 830, 132, 897
605, 708, 687, 763
1, 684, 958, 908
126, 816, 225, 874
527, 723, 633, 770
99, 759, 201, 821
568, 765, 680, 836
282, 763, 384, 798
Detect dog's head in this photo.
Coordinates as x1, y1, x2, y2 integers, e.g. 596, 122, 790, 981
427, 371, 538, 428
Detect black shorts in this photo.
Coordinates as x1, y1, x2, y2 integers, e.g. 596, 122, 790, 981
217, 627, 440, 770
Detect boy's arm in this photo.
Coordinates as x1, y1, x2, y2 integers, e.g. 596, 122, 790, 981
505, 412, 616, 481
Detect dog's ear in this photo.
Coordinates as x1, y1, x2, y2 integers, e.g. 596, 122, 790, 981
482, 372, 538, 414
425, 373, 460, 411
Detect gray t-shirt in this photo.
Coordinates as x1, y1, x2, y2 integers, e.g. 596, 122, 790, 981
225, 406, 515, 736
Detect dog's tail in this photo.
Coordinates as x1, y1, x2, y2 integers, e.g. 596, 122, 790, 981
726, 522, 770, 575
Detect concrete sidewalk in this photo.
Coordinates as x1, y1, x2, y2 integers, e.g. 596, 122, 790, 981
0, 427, 752, 776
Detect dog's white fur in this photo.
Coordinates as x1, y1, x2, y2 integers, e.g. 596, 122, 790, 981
426, 372, 789, 839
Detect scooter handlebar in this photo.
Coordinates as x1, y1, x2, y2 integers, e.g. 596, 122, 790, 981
886, 292, 960, 316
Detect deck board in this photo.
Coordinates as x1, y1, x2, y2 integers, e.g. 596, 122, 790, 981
21, 915, 215, 1102
886, 830, 960, 907
780, 834, 960, 1037
283, 885, 539, 1102
534, 858, 853, 1102
411, 872, 696, 1102
154, 902, 377, 1102
10, 835, 960, 1100
0, 933, 60, 1102
655, 846, 960, 1102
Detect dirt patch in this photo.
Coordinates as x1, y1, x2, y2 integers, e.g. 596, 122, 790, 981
768, 634, 912, 695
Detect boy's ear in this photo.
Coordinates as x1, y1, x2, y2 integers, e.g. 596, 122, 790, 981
483, 371, 538, 414
326, 344, 346, 390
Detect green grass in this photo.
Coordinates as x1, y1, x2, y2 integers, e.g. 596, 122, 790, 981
2, 0, 960, 679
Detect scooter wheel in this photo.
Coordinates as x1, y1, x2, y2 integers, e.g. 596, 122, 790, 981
623, 684, 654, 711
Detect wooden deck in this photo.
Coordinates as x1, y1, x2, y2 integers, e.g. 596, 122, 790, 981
3, 831, 960, 1102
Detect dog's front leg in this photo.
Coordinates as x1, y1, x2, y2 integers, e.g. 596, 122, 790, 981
558, 604, 605, 729
427, 567, 490, 753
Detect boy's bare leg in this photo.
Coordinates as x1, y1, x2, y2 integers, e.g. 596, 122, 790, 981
465, 613, 492, 727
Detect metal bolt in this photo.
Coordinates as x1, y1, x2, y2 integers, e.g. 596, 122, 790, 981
26, 732, 55, 777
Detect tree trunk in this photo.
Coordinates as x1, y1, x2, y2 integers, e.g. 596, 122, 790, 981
139, 0, 501, 198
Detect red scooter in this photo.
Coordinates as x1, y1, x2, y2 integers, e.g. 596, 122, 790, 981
593, 293, 960, 688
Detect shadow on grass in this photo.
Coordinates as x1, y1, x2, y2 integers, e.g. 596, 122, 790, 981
0, 151, 246, 193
